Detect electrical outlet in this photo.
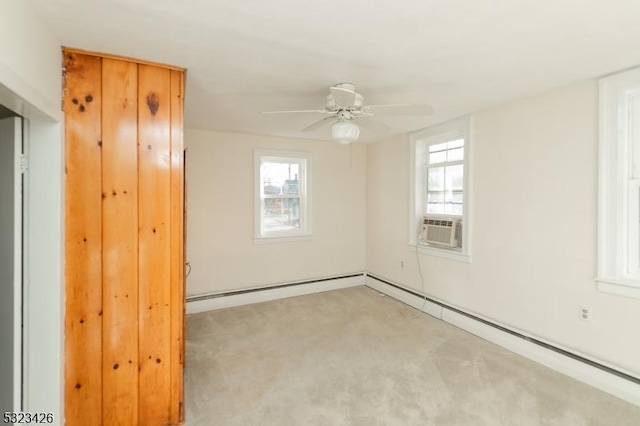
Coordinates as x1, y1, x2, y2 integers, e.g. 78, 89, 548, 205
578, 306, 590, 321
400, 260, 405, 268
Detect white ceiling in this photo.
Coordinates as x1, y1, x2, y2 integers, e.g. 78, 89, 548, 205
29, 0, 640, 143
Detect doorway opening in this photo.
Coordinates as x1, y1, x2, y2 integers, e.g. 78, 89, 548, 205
0, 103, 23, 414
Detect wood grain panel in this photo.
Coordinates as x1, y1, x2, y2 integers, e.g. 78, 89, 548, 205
64, 48, 184, 425
101, 58, 139, 426
63, 51, 103, 426
169, 69, 185, 424
138, 64, 173, 425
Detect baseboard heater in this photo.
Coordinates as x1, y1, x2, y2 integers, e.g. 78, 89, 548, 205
366, 273, 640, 386
187, 273, 365, 303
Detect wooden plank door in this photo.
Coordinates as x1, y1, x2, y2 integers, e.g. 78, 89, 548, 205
63, 49, 185, 426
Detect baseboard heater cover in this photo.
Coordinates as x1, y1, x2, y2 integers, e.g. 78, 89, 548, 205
365, 273, 640, 402
186, 273, 365, 314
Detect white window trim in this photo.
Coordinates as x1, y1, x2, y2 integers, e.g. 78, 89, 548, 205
597, 67, 640, 299
409, 116, 472, 263
254, 149, 312, 242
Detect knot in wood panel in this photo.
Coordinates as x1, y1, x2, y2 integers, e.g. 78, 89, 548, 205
146, 92, 160, 116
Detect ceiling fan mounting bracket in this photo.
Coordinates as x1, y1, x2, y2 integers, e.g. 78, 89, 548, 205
334, 82, 356, 91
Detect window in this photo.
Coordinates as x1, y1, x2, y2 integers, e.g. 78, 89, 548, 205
410, 116, 471, 262
254, 149, 311, 240
426, 138, 465, 215
598, 67, 640, 298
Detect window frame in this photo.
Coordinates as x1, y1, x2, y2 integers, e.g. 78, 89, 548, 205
254, 149, 312, 242
597, 67, 640, 299
409, 116, 472, 262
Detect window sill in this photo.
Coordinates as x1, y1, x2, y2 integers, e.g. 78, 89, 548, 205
596, 277, 640, 299
411, 243, 471, 263
254, 234, 313, 244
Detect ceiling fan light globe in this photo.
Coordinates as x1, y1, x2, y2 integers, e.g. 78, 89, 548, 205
332, 121, 360, 144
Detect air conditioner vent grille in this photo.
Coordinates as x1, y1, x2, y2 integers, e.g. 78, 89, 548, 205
424, 218, 454, 228
420, 216, 460, 248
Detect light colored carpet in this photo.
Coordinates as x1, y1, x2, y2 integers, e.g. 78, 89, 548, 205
185, 286, 640, 425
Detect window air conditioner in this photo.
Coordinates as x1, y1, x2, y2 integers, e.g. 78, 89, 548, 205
419, 217, 461, 248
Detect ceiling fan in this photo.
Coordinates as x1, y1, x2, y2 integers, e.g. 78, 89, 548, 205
261, 83, 434, 144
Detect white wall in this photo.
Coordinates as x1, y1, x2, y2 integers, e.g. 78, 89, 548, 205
1, 1, 63, 423
367, 80, 640, 377
185, 129, 367, 296
0, 0, 61, 120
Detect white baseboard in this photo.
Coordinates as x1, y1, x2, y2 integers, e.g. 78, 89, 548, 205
441, 309, 640, 407
365, 274, 640, 407
365, 275, 443, 319
187, 274, 365, 314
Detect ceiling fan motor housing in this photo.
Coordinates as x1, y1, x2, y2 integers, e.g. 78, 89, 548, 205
326, 82, 364, 110
326, 94, 364, 110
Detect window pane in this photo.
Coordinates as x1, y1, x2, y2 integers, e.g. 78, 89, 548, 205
447, 164, 464, 190
428, 167, 444, 191
429, 142, 448, 153
282, 179, 299, 194
427, 190, 444, 203
445, 203, 463, 216
448, 139, 464, 149
447, 147, 464, 162
263, 182, 281, 195
263, 197, 300, 232
429, 150, 447, 164
262, 161, 300, 195
427, 202, 444, 214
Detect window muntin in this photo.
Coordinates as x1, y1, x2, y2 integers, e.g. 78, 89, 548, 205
255, 150, 311, 240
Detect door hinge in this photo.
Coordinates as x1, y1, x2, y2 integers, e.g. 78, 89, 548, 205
20, 154, 28, 174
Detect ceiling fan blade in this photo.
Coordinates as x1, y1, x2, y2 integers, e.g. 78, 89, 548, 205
363, 104, 434, 116
356, 117, 390, 134
301, 115, 336, 132
330, 86, 357, 107
261, 109, 331, 114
